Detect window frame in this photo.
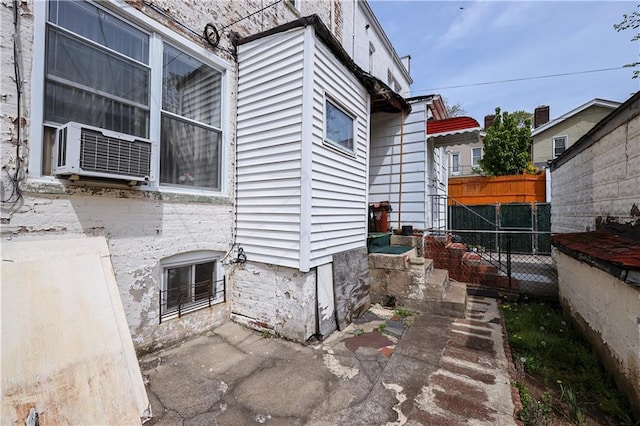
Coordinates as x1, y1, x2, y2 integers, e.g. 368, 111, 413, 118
451, 152, 460, 175
323, 96, 356, 156
29, 0, 230, 196
553, 135, 568, 158
472, 147, 483, 167
160, 251, 224, 322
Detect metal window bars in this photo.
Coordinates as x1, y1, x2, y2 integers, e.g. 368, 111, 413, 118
159, 276, 226, 323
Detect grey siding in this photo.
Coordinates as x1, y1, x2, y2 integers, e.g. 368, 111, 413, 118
236, 29, 305, 268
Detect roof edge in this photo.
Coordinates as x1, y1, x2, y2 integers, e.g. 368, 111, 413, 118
531, 98, 622, 136
234, 15, 411, 114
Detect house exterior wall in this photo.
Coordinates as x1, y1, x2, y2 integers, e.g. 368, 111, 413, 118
369, 99, 430, 230
310, 34, 370, 267
434, 136, 484, 177
350, 2, 411, 96
532, 105, 615, 165
555, 251, 640, 415
2, 0, 348, 353
551, 106, 640, 233
235, 28, 306, 269
229, 262, 317, 342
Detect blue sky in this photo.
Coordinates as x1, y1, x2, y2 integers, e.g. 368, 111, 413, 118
369, 1, 640, 123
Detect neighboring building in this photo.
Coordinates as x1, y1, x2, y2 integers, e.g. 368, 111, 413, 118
2, 0, 439, 356
550, 92, 640, 417
428, 116, 484, 177
531, 98, 621, 167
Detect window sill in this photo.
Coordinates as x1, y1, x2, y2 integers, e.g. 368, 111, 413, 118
23, 177, 233, 205
322, 140, 357, 159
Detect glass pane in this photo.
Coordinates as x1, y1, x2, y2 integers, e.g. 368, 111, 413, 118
45, 81, 149, 137
194, 262, 214, 300
166, 265, 191, 309
160, 114, 221, 189
47, 28, 149, 105
48, 0, 148, 63
163, 44, 222, 127
325, 100, 354, 152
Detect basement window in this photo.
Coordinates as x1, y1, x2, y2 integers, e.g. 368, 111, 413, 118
160, 252, 225, 322
324, 99, 355, 154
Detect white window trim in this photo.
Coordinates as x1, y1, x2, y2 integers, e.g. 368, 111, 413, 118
160, 251, 224, 321
29, 0, 231, 196
552, 135, 568, 158
450, 152, 460, 175
323, 94, 357, 157
472, 147, 483, 167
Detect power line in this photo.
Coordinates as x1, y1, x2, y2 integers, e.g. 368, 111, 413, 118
413, 66, 627, 93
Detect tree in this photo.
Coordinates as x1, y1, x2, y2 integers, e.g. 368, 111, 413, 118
443, 98, 467, 117
614, 4, 640, 79
478, 107, 531, 176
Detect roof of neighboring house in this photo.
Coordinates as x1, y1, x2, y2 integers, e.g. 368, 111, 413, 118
426, 116, 482, 137
531, 98, 621, 137
551, 91, 639, 171
234, 15, 411, 114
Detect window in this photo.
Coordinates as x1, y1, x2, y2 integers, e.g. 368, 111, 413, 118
41, 1, 225, 191
451, 153, 460, 175
472, 147, 482, 167
160, 252, 225, 322
553, 136, 567, 158
324, 99, 355, 154
387, 69, 401, 93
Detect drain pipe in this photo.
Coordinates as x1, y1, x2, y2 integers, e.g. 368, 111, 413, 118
397, 110, 405, 233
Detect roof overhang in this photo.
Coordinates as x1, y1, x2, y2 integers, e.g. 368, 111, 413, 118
235, 15, 411, 114
531, 98, 622, 136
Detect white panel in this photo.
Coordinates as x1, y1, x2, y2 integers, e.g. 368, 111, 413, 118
308, 34, 370, 266
317, 263, 337, 337
369, 100, 429, 230
236, 29, 306, 268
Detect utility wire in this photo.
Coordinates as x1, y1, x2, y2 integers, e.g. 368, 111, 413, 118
413, 66, 626, 93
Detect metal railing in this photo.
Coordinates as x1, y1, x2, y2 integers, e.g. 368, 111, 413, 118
159, 276, 226, 323
424, 194, 557, 298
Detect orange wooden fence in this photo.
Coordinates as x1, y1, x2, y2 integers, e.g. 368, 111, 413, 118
448, 172, 546, 206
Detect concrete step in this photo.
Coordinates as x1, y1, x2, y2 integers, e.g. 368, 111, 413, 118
425, 268, 449, 300
424, 258, 435, 278
441, 281, 467, 318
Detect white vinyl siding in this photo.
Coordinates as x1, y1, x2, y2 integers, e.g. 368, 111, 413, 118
310, 40, 369, 267
235, 29, 305, 269
369, 100, 428, 230
236, 25, 370, 271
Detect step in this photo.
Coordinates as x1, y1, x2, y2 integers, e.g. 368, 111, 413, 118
425, 268, 449, 300
440, 281, 467, 318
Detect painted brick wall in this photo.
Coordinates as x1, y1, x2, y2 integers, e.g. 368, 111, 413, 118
229, 262, 317, 342
0, 0, 328, 352
551, 108, 640, 233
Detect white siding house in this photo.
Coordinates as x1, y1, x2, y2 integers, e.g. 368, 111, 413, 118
232, 16, 407, 341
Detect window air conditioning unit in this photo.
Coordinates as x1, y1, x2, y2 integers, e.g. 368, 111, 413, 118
54, 122, 154, 185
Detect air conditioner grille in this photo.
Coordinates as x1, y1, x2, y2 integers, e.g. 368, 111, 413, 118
80, 129, 151, 178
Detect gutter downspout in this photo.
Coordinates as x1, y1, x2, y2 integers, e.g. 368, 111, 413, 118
397, 110, 404, 232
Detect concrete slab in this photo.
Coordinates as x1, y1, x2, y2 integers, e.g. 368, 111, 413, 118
141, 300, 516, 425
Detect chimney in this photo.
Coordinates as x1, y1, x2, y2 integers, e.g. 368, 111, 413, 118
534, 105, 550, 128
484, 114, 495, 130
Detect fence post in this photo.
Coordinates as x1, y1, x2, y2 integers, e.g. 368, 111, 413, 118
507, 234, 512, 288
533, 202, 538, 255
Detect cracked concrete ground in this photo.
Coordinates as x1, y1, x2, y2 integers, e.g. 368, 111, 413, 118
141, 298, 516, 425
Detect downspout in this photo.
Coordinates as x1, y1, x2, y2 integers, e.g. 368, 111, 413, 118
397, 110, 404, 232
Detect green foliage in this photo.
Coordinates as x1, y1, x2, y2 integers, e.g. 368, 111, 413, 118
479, 107, 531, 176
501, 300, 635, 423
614, 4, 640, 79
560, 384, 586, 426
376, 323, 387, 332
393, 308, 412, 318
515, 382, 553, 426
